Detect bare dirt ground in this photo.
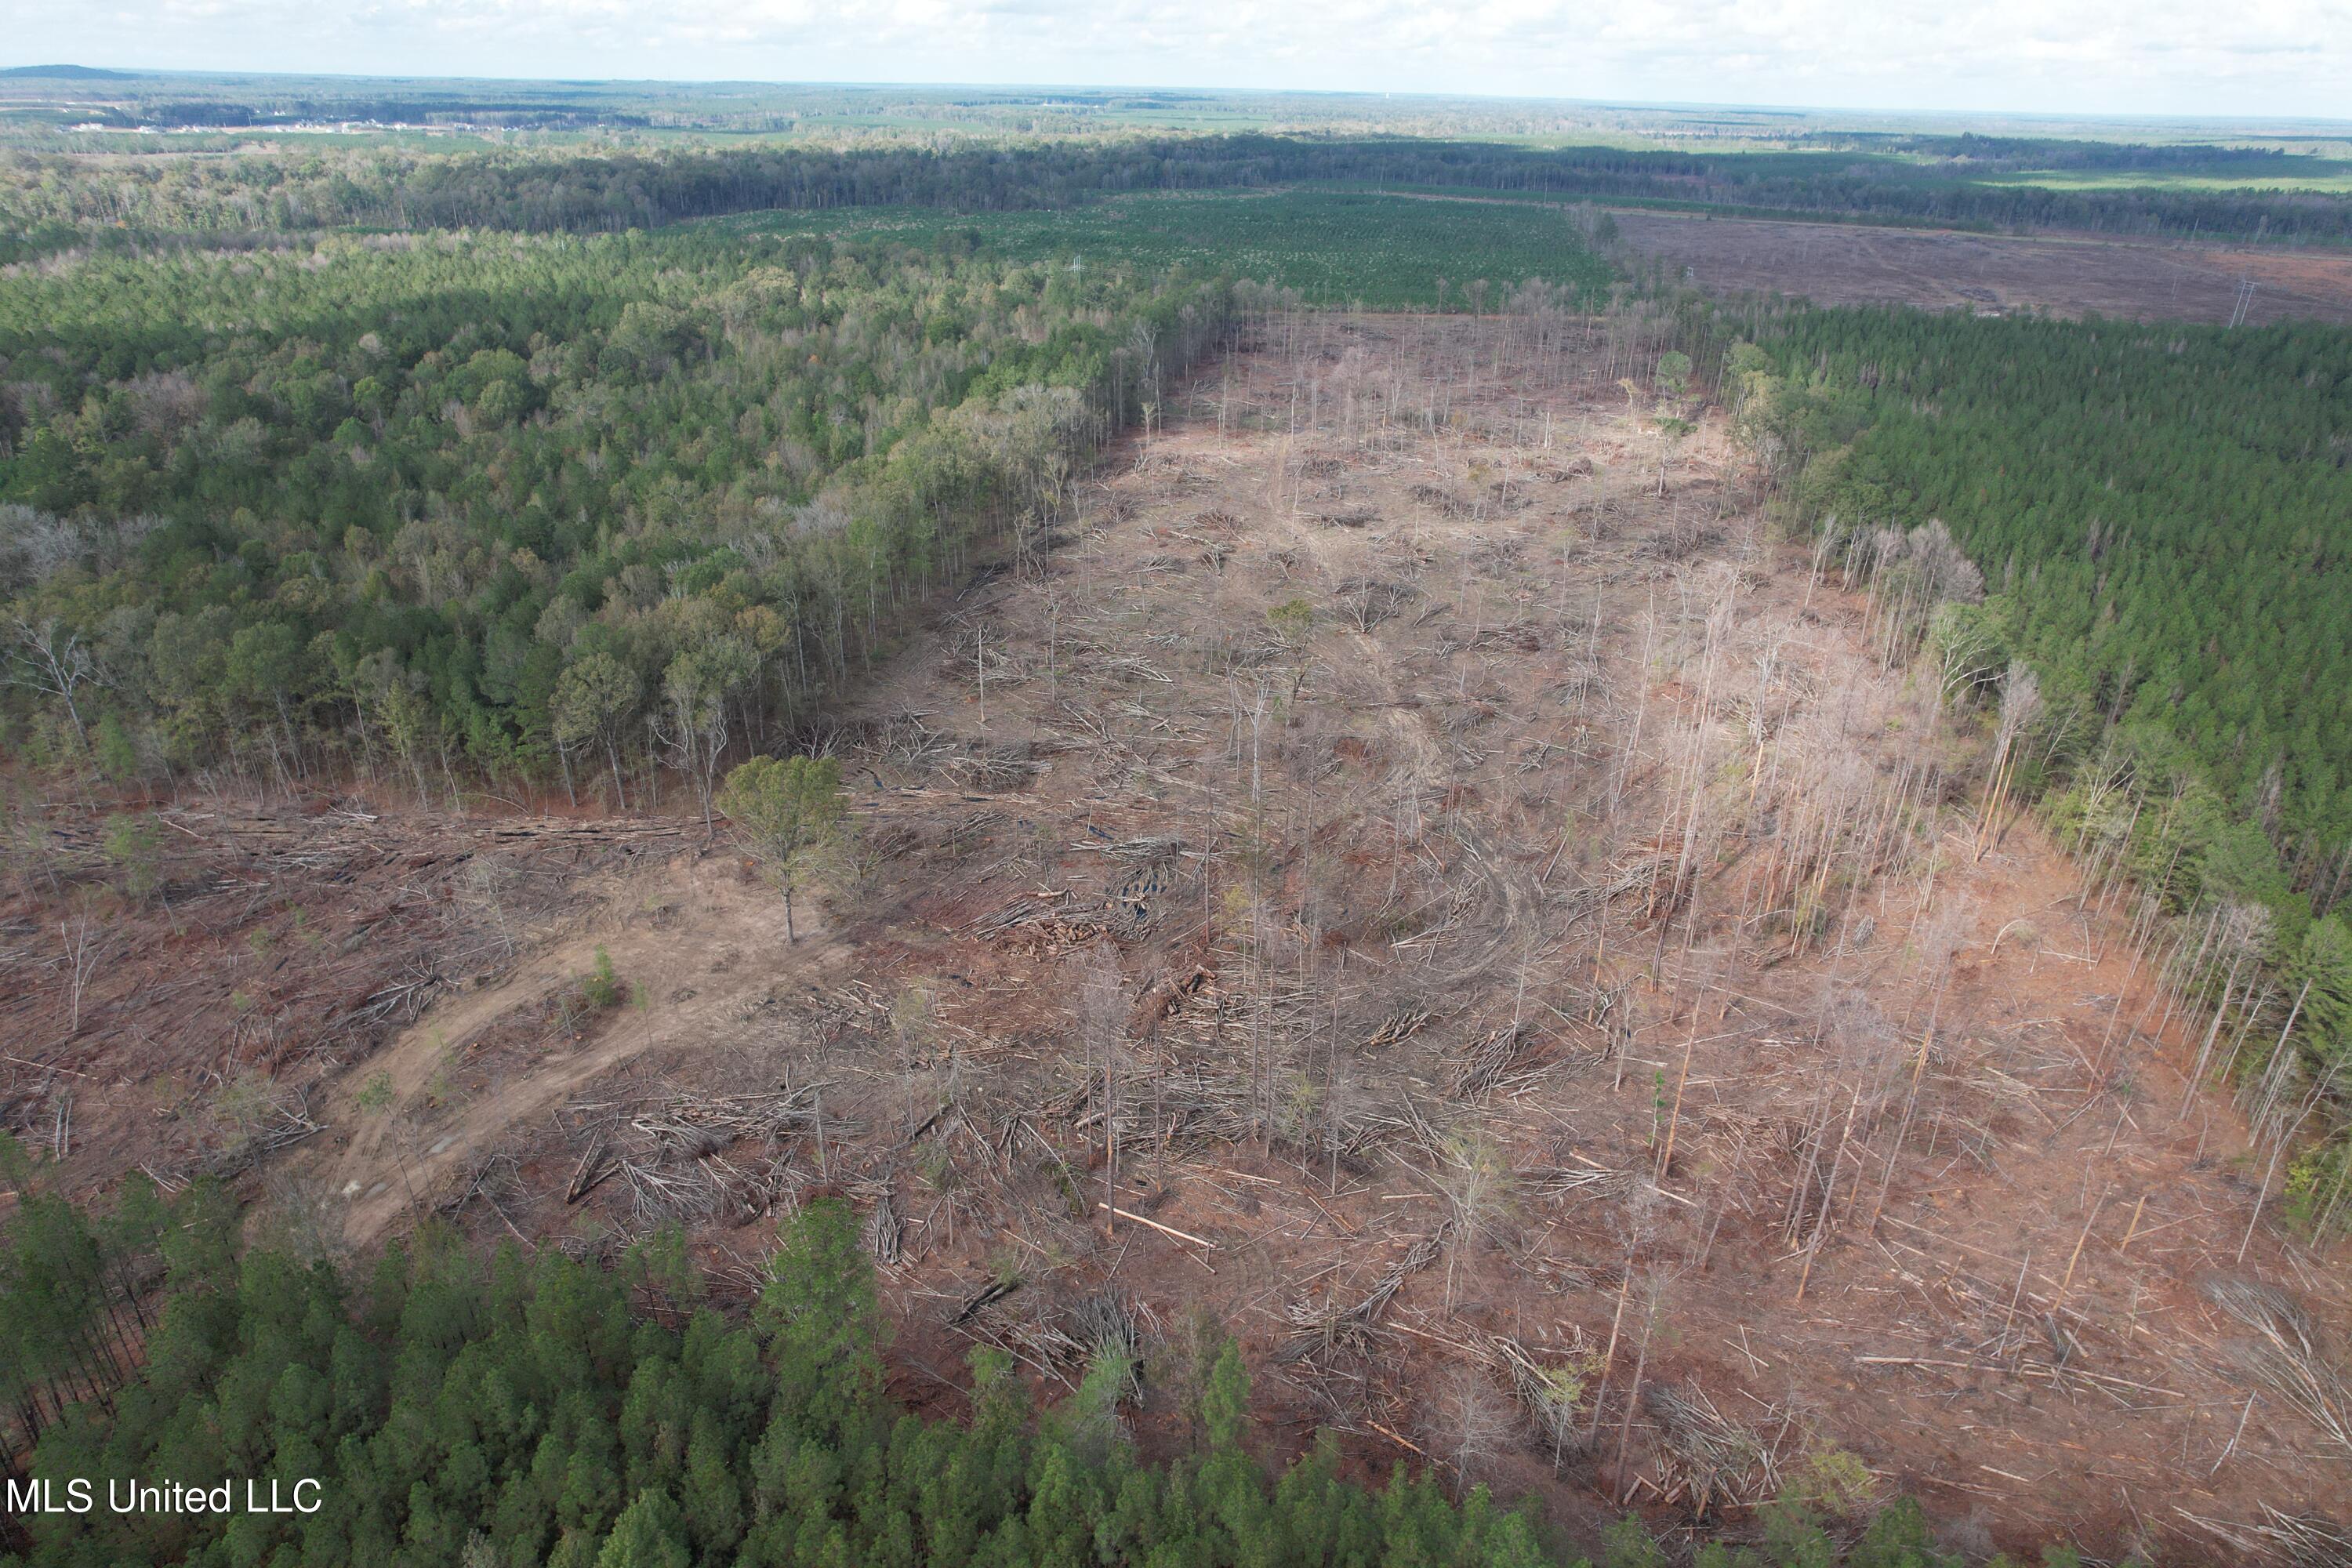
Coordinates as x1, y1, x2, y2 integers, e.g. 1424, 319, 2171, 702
9, 310, 2350, 1561
0, 804, 697, 1197
320, 856, 844, 1243
1613, 209, 2352, 325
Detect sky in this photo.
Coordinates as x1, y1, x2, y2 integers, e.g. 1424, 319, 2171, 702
13, 0, 2352, 122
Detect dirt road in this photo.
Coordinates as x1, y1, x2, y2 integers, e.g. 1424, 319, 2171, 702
315, 853, 846, 1243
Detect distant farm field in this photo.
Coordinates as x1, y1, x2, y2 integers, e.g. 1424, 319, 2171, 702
1612, 207, 2352, 324
1980, 165, 2352, 194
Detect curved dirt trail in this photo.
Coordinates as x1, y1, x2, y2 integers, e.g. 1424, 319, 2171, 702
315, 853, 848, 1244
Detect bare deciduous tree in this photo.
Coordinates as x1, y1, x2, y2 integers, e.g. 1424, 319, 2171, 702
6, 615, 101, 751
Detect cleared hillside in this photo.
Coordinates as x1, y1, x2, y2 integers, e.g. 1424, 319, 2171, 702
9, 309, 2344, 1562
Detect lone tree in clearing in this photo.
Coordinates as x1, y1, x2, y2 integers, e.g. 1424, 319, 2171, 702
717, 754, 847, 942
1654, 348, 1693, 403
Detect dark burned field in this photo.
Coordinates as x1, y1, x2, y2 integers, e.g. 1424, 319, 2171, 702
1613, 209, 2352, 325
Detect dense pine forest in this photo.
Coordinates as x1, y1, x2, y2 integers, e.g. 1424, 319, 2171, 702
0, 1160, 2061, 1568
0, 223, 1243, 811
1745, 312, 2352, 869
1733, 307, 2352, 1220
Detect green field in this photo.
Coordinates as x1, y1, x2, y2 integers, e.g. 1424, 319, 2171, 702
708, 190, 1615, 309
1980, 164, 2352, 193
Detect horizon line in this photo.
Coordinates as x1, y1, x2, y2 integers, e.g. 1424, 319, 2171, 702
8, 64, 2352, 132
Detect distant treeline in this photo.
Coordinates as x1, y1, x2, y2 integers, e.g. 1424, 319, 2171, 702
1790, 130, 2310, 172
5, 135, 2348, 262
62, 99, 653, 131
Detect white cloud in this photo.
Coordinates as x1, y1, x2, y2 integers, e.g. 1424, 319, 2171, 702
14, 0, 2352, 119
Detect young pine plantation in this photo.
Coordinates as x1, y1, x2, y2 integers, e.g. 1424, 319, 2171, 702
5, 299, 2350, 1566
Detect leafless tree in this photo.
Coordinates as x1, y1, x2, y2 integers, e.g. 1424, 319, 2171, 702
60, 908, 105, 1036
1425, 1364, 1516, 1496
6, 615, 100, 750
1076, 950, 1130, 1230
1432, 1125, 1514, 1305
1975, 662, 2043, 858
